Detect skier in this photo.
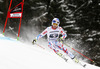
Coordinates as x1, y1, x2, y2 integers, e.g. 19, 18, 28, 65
32, 18, 78, 63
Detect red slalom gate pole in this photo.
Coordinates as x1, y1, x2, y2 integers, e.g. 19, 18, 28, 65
17, 0, 24, 40
64, 43, 94, 62
3, 0, 13, 35
17, 18, 22, 40
3, 0, 24, 40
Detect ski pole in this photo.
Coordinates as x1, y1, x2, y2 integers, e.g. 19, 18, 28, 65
64, 43, 94, 62
35, 43, 45, 50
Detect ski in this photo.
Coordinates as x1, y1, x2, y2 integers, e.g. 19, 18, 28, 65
56, 52, 86, 67
56, 52, 68, 62
78, 62, 86, 67
72, 57, 86, 67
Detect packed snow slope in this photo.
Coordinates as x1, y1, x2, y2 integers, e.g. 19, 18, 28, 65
0, 34, 100, 69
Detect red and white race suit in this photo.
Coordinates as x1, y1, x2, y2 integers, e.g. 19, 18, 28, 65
36, 26, 75, 59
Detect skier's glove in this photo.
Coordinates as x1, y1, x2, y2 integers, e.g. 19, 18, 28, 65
60, 37, 64, 41
58, 37, 64, 43
32, 39, 37, 44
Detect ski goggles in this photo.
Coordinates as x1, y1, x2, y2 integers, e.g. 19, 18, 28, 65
53, 23, 58, 26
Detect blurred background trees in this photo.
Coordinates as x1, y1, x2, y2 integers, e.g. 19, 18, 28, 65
0, 0, 100, 66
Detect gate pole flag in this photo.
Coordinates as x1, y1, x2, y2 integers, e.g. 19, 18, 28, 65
3, 0, 24, 40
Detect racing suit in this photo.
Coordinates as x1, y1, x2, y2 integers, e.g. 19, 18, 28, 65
36, 26, 75, 59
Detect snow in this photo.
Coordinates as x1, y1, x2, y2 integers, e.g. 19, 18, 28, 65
0, 34, 100, 69
68, 4, 77, 8
86, 38, 93, 41
0, 0, 3, 2
69, 34, 81, 36
61, 4, 67, 7
31, 12, 48, 22
58, 0, 64, 3
66, 20, 75, 24
99, 3, 100, 5
88, 34, 96, 37
31, 6, 46, 10
0, 11, 3, 14
0, 34, 4, 37
63, 25, 74, 28
88, 31, 100, 37
72, 27, 80, 30
97, 32, 100, 35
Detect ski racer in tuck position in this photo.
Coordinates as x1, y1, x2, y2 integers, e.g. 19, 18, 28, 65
32, 18, 78, 63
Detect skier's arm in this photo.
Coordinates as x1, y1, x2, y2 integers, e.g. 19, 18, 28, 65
60, 28, 67, 40
36, 28, 48, 40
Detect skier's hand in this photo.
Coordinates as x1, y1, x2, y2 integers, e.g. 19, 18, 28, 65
60, 37, 64, 41
32, 39, 37, 44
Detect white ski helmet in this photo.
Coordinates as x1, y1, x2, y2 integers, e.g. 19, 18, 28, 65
52, 18, 60, 26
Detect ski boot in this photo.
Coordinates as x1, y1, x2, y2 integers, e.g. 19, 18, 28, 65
56, 52, 63, 57
72, 57, 79, 63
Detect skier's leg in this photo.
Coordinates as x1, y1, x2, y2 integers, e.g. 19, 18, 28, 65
48, 42, 59, 53
55, 41, 79, 63
56, 41, 75, 59
63, 46, 75, 59
62, 44, 79, 63
48, 42, 64, 56
55, 41, 63, 50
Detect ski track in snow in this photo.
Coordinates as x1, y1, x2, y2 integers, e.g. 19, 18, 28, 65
0, 34, 100, 69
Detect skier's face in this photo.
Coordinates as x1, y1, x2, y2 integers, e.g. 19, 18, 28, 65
52, 23, 58, 28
